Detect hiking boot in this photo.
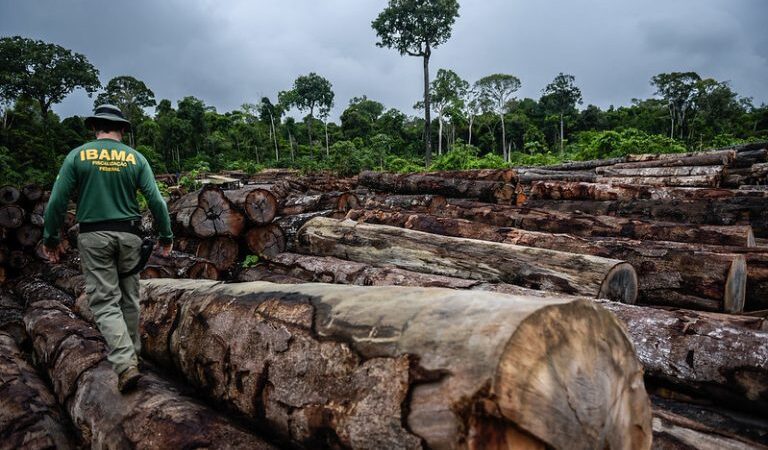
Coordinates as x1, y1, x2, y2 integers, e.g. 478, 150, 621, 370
118, 366, 142, 393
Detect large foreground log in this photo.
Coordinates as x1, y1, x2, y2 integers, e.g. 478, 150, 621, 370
358, 170, 516, 203
435, 199, 756, 247
347, 210, 747, 312
598, 301, 768, 414
20, 282, 276, 449
140, 278, 652, 449
0, 331, 75, 449
298, 217, 638, 302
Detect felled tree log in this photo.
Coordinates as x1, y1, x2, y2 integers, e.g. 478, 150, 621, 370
360, 192, 447, 212
521, 157, 626, 171
19, 283, 277, 450
29, 201, 47, 226
731, 148, 768, 168
278, 191, 359, 216
526, 181, 768, 202
516, 169, 597, 183
14, 224, 42, 247
0, 205, 25, 229
434, 199, 756, 247
358, 170, 516, 203
21, 184, 44, 203
595, 174, 722, 187
8, 251, 30, 270
425, 168, 518, 183
273, 210, 337, 251
652, 409, 767, 450
611, 149, 735, 169
142, 250, 219, 280
140, 278, 652, 449
0, 331, 75, 450
0, 185, 20, 205
596, 165, 724, 178
253, 252, 562, 297
223, 185, 283, 225
523, 197, 768, 238
598, 301, 768, 414
298, 217, 638, 302
723, 163, 768, 187
195, 236, 239, 272
170, 185, 246, 237
244, 224, 286, 257
348, 210, 747, 312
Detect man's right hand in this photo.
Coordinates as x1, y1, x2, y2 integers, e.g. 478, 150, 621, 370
42, 243, 66, 263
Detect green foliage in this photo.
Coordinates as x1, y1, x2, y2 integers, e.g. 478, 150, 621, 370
325, 140, 378, 177
508, 151, 562, 166
384, 155, 424, 173
372, 0, 460, 57
95, 75, 156, 126
179, 170, 201, 191
428, 143, 508, 170
242, 254, 260, 268
0, 36, 100, 114
574, 128, 687, 160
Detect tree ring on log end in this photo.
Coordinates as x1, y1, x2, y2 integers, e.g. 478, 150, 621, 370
598, 262, 638, 304
494, 300, 652, 450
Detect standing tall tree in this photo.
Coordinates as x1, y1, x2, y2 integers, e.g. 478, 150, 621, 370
475, 74, 521, 162
541, 73, 582, 154
372, 0, 460, 166
279, 73, 334, 157
427, 69, 468, 155
462, 87, 483, 146
0, 36, 100, 116
651, 72, 701, 140
259, 97, 283, 162
95, 75, 156, 146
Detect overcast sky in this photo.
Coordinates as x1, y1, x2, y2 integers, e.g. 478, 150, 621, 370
1, 0, 766, 120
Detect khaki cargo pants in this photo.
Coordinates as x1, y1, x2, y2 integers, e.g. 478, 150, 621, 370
78, 231, 142, 375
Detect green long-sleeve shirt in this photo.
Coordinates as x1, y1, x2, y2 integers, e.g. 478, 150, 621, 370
43, 138, 173, 247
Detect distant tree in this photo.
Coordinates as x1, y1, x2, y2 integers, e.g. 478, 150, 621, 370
0, 36, 100, 116
95, 75, 156, 145
417, 69, 468, 155
475, 74, 521, 161
372, 0, 460, 166
541, 73, 582, 154
258, 97, 283, 161
651, 71, 701, 139
279, 73, 334, 156
462, 87, 483, 146
340, 96, 385, 140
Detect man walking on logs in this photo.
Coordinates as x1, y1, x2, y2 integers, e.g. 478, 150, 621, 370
42, 104, 173, 393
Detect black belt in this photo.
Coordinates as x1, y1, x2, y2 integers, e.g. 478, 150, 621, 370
79, 219, 142, 236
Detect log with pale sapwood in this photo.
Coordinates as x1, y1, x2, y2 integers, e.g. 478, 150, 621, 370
170, 185, 246, 237
526, 180, 768, 201
244, 223, 286, 257
273, 210, 337, 251
139, 278, 652, 449
347, 210, 747, 312
298, 217, 638, 302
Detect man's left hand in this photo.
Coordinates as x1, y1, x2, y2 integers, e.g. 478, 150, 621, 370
42, 243, 66, 263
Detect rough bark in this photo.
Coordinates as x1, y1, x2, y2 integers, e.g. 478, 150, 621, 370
526, 181, 768, 202
598, 300, 768, 414
273, 210, 337, 251
0, 331, 75, 450
731, 148, 768, 168
20, 184, 44, 203
359, 192, 447, 212
358, 171, 516, 203
596, 165, 724, 178
723, 163, 768, 187
0, 185, 20, 205
434, 199, 756, 247
140, 278, 652, 450
19, 283, 276, 450
142, 251, 219, 280
610, 150, 735, 169
517, 169, 597, 183
348, 210, 746, 312
0, 205, 25, 229
425, 168, 518, 183
278, 191, 359, 216
170, 185, 246, 237
298, 217, 638, 302
532, 157, 626, 171
244, 224, 286, 257
522, 197, 768, 238
14, 224, 42, 247
652, 409, 767, 450
595, 174, 722, 187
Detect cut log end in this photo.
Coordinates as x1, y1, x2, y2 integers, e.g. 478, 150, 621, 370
495, 300, 652, 450
246, 189, 278, 225
599, 262, 639, 304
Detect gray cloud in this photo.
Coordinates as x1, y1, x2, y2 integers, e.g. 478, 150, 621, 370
1, 0, 766, 120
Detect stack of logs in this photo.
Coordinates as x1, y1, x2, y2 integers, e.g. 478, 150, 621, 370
2, 141, 768, 448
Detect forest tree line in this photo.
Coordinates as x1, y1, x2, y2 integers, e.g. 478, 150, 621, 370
1, 33, 767, 186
